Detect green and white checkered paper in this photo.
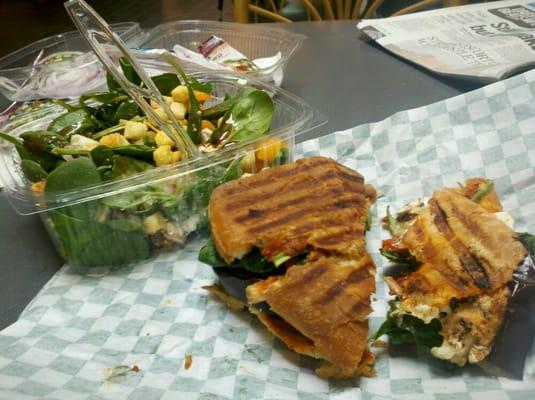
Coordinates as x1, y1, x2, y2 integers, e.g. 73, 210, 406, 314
0, 68, 534, 399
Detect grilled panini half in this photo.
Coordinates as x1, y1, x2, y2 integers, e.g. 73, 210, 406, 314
379, 179, 527, 366
206, 156, 377, 378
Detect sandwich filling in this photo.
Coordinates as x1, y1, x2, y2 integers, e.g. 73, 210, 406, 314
374, 178, 532, 368
199, 156, 377, 378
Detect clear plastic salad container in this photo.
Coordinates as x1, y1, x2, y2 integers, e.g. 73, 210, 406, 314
138, 20, 306, 86
0, 71, 324, 271
0, 22, 147, 103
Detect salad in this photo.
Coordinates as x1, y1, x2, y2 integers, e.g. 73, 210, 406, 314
0, 58, 290, 269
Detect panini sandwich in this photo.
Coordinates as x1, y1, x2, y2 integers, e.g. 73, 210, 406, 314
199, 156, 377, 378
374, 178, 534, 371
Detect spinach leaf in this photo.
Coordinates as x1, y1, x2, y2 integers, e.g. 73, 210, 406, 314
20, 130, 68, 153
120, 57, 142, 86
45, 157, 101, 193
0, 132, 61, 175
113, 100, 140, 122
111, 145, 155, 162
49, 207, 150, 267
202, 100, 230, 120
43, 156, 151, 267
371, 301, 443, 348
101, 189, 166, 214
48, 108, 98, 138
102, 155, 154, 180
106, 71, 122, 92
229, 90, 274, 143
151, 73, 181, 96
517, 232, 535, 257
380, 248, 416, 265
190, 77, 212, 94
16, 143, 63, 172
79, 229, 150, 267
237, 248, 274, 273
198, 237, 227, 267
20, 159, 48, 182
198, 238, 275, 273
78, 92, 128, 107
107, 217, 143, 232
0, 131, 23, 146
218, 158, 242, 183
90, 145, 114, 167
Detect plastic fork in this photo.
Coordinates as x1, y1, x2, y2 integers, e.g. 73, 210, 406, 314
64, 0, 199, 160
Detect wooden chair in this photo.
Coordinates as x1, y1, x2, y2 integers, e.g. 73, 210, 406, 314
233, 0, 464, 23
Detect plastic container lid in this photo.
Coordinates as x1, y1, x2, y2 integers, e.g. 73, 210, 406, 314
0, 22, 147, 102
0, 70, 326, 215
138, 20, 306, 86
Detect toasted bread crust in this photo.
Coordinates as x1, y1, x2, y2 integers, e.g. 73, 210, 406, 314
209, 157, 376, 263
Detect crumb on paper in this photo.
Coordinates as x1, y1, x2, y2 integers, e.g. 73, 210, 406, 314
103, 365, 131, 383
202, 284, 245, 310
371, 340, 388, 348
184, 355, 193, 370
103, 364, 141, 383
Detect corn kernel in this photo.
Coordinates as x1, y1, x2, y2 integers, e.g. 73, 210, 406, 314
99, 133, 129, 148
153, 145, 175, 166
151, 107, 169, 123
123, 121, 148, 140
170, 102, 186, 120
171, 85, 189, 103
154, 130, 174, 147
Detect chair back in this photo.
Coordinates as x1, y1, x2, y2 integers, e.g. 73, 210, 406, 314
234, 0, 448, 22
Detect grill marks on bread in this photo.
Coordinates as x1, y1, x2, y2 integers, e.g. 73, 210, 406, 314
392, 185, 527, 325
248, 255, 375, 377
208, 157, 377, 378
209, 157, 374, 263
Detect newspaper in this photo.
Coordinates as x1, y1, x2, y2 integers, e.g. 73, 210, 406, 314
358, 0, 535, 82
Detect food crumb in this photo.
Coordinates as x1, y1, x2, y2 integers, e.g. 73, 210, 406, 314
131, 365, 140, 373
146, 332, 150, 336
184, 355, 193, 370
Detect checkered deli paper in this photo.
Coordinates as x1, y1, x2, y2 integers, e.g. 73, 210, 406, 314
1, 68, 534, 400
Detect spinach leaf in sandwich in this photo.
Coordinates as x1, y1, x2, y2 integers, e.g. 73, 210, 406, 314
516, 232, 535, 258
199, 238, 275, 274
371, 300, 443, 348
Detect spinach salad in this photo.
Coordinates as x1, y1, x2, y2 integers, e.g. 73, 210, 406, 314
0, 59, 289, 269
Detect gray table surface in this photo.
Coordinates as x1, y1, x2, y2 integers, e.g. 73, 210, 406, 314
0, 20, 482, 330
